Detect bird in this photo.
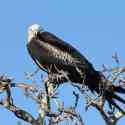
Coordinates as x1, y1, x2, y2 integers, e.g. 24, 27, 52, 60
27, 24, 125, 113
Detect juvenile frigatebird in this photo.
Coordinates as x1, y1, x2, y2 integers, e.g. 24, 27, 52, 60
27, 24, 125, 113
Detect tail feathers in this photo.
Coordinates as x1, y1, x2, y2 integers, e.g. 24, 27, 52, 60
113, 86, 125, 94
112, 93, 125, 104
106, 91, 125, 114
107, 98, 125, 114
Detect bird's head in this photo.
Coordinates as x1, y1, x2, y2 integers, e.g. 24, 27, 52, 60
28, 24, 43, 43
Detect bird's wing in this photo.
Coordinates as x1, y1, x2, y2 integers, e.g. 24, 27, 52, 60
37, 31, 94, 70
38, 31, 80, 54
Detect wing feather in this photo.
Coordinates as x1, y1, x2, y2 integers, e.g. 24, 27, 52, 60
37, 31, 94, 70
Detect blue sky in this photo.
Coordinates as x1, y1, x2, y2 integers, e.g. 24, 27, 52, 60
0, 0, 125, 125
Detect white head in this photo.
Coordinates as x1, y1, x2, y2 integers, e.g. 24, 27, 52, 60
28, 24, 43, 43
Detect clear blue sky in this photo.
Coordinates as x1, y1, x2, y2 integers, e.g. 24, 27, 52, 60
0, 0, 125, 125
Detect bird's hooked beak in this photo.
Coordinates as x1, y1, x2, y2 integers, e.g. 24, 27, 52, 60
27, 24, 42, 43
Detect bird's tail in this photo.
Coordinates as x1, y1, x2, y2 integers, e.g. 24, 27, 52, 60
96, 71, 125, 114
86, 70, 125, 113
105, 85, 125, 114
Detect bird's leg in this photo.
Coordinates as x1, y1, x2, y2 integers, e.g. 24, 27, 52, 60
45, 72, 68, 94
47, 73, 68, 90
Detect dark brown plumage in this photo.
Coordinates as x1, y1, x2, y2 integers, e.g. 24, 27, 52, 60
27, 24, 125, 113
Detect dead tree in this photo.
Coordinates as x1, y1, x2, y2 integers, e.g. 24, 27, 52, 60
0, 53, 125, 125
